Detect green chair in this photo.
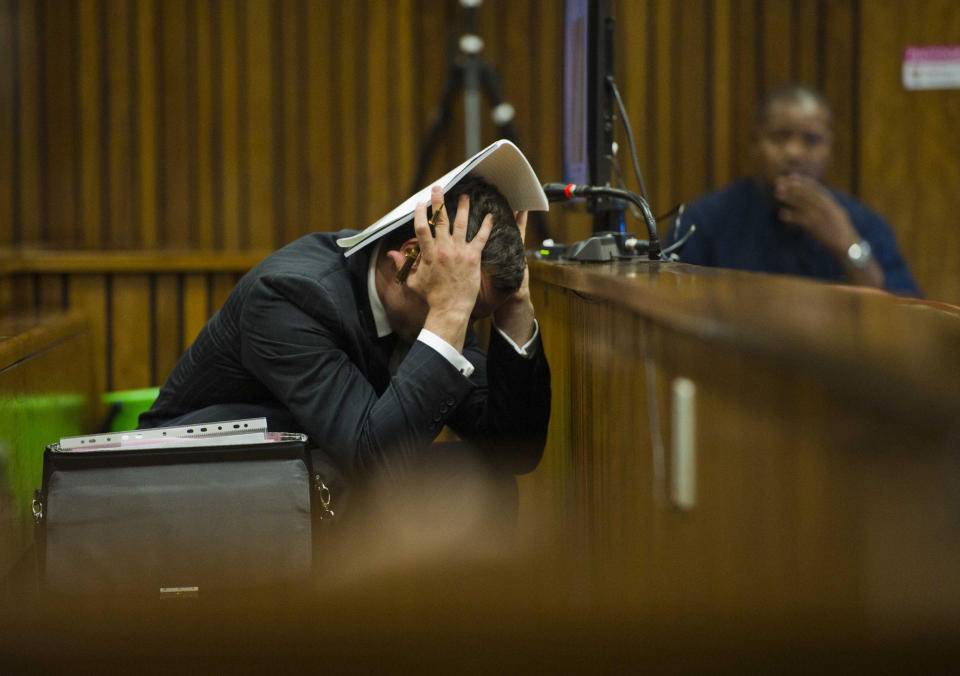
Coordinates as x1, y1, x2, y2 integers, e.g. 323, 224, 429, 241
101, 387, 160, 432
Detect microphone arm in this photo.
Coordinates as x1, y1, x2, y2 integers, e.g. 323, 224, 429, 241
542, 183, 662, 260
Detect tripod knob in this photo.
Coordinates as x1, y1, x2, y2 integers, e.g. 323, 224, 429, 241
492, 103, 515, 125
459, 34, 484, 55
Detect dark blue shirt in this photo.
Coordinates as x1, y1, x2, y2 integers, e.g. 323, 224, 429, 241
665, 178, 920, 295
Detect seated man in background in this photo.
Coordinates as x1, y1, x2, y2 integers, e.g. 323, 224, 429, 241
139, 147, 551, 541
666, 84, 919, 295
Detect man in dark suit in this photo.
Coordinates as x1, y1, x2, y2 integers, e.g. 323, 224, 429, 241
139, 164, 551, 532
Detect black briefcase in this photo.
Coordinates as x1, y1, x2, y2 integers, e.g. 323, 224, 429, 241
32, 420, 331, 596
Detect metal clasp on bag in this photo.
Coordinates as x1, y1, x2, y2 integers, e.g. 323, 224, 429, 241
32, 489, 44, 524
313, 474, 334, 520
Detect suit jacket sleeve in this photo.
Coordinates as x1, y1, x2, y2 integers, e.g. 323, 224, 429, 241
447, 327, 551, 475
238, 273, 550, 480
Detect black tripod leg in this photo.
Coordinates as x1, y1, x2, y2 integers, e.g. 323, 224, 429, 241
479, 62, 518, 142
409, 63, 465, 194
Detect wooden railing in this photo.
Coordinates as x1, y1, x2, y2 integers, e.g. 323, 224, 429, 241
0, 311, 99, 579
1, 250, 270, 392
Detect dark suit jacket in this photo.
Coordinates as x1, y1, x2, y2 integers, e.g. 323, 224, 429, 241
140, 232, 551, 485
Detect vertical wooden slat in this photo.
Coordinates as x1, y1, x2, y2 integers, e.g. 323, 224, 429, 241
391, 0, 416, 220
795, 0, 820, 85
413, 0, 444, 183
731, 0, 759, 180
12, 275, 35, 313
210, 272, 236, 312
158, 0, 190, 248
279, 0, 300, 246
106, 0, 132, 249
532, 0, 565, 243
821, 0, 854, 193
503, 0, 532, 151
182, 273, 209, 349
619, 0, 649, 197
305, 0, 333, 236
246, 0, 273, 249
364, 0, 390, 223
37, 274, 64, 311
220, 0, 240, 249
195, 0, 215, 249
110, 273, 151, 390
78, 0, 102, 249
676, 0, 709, 203
236, 0, 249, 252
478, 0, 502, 150
333, 1, 359, 227
0, 277, 12, 314
653, 0, 674, 215
137, 0, 157, 247
43, 0, 78, 247
152, 273, 180, 386
17, 0, 41, 245
761, 0, 793, 90
712, 0, 734, 189
69, 274, 107, 399
0, 0, 13, 246
0, 274, 14, 314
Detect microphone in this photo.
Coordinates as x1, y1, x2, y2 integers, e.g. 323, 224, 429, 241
541, 182, 663, 260
542, 182, 602, 202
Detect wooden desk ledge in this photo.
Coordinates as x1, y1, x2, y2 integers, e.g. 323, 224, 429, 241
0, 249, 275, 275
0, 311, 93, 369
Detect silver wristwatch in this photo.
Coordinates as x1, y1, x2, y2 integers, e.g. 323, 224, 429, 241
845, 239, 873, 268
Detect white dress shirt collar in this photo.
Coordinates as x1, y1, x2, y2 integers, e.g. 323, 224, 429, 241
366, 241, 393, 338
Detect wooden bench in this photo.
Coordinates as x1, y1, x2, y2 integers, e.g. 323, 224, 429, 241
0, 311, 100, 580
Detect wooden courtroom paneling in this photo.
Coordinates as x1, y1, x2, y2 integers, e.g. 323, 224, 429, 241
152, 273, 182, 388
68, 274, 108, 403
0, 0, 12, 247
110, 273, 151, 390
859, 0, 960, 305
2, 251, 265, 392
1, 1, 959, 297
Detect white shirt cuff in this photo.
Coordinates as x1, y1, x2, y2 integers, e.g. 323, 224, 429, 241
417, 329, 475, 377
492, 319, 540, 357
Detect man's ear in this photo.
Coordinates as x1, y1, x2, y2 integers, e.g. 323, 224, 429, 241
384, 238, 419, 270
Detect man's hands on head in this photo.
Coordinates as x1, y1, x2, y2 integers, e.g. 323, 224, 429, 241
774, 174, 884, 288
407, 186, 493, 353
493, 210, 536, 346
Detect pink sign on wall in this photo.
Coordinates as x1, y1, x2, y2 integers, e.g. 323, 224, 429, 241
903, 45, 960, 90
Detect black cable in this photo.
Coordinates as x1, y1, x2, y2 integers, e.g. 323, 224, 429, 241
605, 153, 643, 219
606, 75, 650, 204
661, 224, 695, 255
655, 204, 682, 222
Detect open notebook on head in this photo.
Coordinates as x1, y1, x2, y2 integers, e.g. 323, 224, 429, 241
336, 139, 550, 257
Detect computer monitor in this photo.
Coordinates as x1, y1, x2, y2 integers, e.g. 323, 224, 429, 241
562, 0, 619, 227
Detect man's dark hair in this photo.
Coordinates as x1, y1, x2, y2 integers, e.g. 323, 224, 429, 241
757, 83, 833, 126
383, 175, 525, 292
